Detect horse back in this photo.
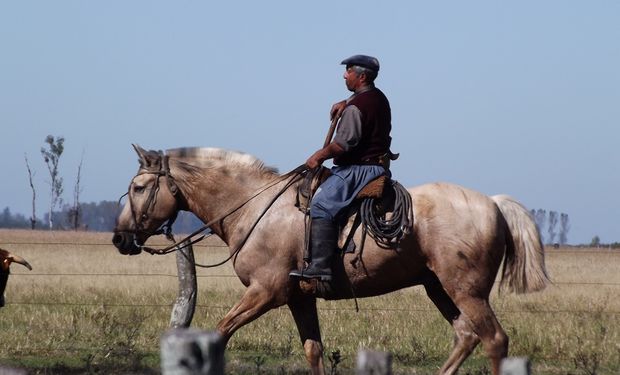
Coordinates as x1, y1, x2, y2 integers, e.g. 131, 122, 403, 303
409, 182, 508, 295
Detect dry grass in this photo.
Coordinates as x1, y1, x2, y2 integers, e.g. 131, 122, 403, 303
1, 230, 619, 374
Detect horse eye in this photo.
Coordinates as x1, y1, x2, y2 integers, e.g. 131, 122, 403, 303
133, 185, 146, 194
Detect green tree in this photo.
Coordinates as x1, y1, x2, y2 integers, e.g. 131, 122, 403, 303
41, 135, 65, 229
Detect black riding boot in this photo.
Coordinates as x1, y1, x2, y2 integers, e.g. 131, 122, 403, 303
289, 218, 337, 281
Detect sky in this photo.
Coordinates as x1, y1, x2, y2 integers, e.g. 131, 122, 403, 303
0, 1, 618, 245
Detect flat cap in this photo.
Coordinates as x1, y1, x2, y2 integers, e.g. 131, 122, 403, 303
341, 54, 380, 72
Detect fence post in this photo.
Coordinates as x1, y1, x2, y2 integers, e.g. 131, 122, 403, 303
500, 357, 531, 375
161, 328, 225, 375
169, 240, 197, 328
356, 349, 392, 375
0, 366, 27, 375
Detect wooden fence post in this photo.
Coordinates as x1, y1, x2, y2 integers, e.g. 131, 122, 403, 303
161, 329, 225, 375
500, 357, 531, 375
169, 240, 197, 328
356, 349, 392, 375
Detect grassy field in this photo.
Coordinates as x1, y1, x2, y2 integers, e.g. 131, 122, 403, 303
1, 229, 619, 374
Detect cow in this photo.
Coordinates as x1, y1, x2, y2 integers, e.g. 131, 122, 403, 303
0, 249, 32, 307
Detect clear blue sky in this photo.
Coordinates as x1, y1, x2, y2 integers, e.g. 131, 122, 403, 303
1, 1, 618, 244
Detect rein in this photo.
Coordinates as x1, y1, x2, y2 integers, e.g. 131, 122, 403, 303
176, 167, 305, 268
131, 158, 308, 264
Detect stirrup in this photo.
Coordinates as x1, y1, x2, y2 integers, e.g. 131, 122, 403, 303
289, 269, 332, 282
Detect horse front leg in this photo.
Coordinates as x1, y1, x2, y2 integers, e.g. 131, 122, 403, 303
216, 284, 276, 344
288, 294, 325, 375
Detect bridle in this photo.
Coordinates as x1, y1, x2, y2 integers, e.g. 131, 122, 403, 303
121, 150, 308, 263
126, 151, 180, 246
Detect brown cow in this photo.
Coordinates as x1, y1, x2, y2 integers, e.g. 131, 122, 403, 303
0, 248, 32, 307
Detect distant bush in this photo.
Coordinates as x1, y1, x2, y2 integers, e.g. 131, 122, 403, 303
0, 207, 31, 229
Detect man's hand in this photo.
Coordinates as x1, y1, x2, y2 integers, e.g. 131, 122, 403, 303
330, 100, 346, 121
305, 151, 325, 170
305, 142, 346, 170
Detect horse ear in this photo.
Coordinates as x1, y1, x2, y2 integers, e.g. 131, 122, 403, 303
133, 144, 147, 160
132, 144, 149, 167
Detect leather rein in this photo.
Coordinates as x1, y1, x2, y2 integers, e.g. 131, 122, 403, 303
124, 151, 308, 266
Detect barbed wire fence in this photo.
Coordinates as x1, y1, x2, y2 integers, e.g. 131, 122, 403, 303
4, 240, 620, 314
2, 239, 619, 374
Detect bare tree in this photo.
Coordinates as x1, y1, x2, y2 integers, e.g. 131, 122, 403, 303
41, 135, 64, 230
68, 150, 85, 230
531, 209, 547, 243
24, 153, 37, 229
559, 213, 570, 245
547, 211, 558, 244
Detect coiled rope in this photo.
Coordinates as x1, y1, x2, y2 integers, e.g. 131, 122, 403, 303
359, 180, 414, 248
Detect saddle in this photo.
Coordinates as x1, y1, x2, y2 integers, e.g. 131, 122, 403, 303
295, 168, 388, 214
296, 150, 399, 213
295, 166, 412, 250
294, 168, 413, 298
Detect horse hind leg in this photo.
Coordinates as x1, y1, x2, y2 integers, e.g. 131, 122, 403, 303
288, 294, 325, 375
453, 297, 508, 375
424, 275, 481, 375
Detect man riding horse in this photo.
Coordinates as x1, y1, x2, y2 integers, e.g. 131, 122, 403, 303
289, 54, 397, 282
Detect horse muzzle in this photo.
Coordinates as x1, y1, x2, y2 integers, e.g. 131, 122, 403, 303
112, 231, 143, 255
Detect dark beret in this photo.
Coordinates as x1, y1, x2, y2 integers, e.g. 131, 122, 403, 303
341, 55, 380, 72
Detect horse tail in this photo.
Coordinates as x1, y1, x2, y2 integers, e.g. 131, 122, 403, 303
491, 194, 550, 294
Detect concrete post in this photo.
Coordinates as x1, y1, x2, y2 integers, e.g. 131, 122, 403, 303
356, 349, 392, 375
0, 366, 27, 375
500, 357, 531, 375
169, 240, 197, 328
161, 329, 224, 375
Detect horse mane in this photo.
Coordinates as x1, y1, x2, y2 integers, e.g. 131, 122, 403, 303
165, 147, 279, 178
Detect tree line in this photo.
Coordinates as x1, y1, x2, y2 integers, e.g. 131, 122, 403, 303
4, 134, 204, 234
530, 209, 570, 245
0, 203, 203, 233
8, 136, 611, 246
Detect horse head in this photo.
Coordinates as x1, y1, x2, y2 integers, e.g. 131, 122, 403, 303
112, 144, 181, 255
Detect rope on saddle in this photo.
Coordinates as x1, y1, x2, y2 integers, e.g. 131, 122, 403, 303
359, 180, 413, 248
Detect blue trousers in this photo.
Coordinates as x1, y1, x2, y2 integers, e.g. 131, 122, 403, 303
310, 164, 387, 221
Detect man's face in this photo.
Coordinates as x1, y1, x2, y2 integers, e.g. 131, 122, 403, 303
343, 66, 365, 92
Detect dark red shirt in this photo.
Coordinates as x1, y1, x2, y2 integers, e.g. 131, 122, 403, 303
333, 86, 392, 166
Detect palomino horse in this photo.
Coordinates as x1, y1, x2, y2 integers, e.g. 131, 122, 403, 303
113, 145, 548, 375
